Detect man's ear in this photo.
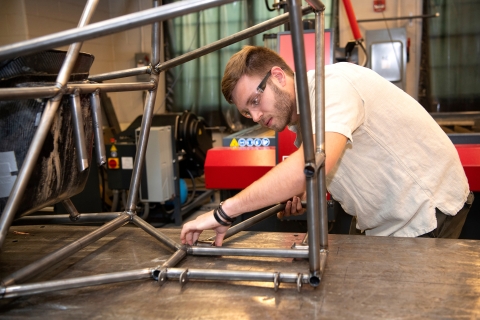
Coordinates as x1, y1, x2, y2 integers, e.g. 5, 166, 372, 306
270, 66, 287, 87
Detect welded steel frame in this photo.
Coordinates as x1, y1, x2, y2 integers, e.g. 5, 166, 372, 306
0, 0, 328, 299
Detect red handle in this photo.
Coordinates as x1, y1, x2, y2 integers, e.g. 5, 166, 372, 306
342, 0, 362, 41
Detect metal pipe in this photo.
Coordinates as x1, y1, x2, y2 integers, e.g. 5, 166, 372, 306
89, 66, 151, 82
90, 90, 107, 166
155, 6, 313, 73
158, 268, 310, 283
69, 90, 89, 172
0, 87, 60, 100
180, 189, 215, 216
88, 7, 313, 82
315, 10, 329, 250
0, 0, 236, 61
206, 203, 285, 242
0, 0, 99, 249
188, 247, 309, 259
1, 214, 130, 286
0, 268, 152, 299
151, 0, 161, 65
287, 0, 321, 286
161, 249, 187, 268
97, 6, 302, 83
13, 213, 122, 225
132, 215, 182, 252
111, 190, 120, 212
357, 13, 439, 23
61, 199, 80, 221
69, 82, 155, 93
302, 232, 308, 245
125, 1, 162, 212
56, 0, 100, 85
0, 82, 156, 100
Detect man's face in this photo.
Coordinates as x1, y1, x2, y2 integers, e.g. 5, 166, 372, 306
231, 71, 296, 132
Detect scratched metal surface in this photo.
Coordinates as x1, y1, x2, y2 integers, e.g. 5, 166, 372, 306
0, 224, 479, 319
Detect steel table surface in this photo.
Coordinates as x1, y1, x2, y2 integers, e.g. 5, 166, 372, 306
0, 224, 479, 319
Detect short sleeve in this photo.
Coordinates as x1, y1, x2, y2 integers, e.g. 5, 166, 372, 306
307, 67, 365, 143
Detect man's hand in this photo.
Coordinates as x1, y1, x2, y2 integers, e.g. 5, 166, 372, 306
180, 211, 230, 247
277, 193, 306, 219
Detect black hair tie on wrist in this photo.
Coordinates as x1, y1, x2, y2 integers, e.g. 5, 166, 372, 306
218, 202, 235, 223
213, 209, 231, 226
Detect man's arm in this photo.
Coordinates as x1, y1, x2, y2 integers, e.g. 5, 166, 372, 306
180, 132, 347, 246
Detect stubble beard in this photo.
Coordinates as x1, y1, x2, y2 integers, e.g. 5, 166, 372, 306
268, 82, 296, 132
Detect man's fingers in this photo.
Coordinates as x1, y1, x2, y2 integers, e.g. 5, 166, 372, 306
277, 211, 284, 219
284, 201, 292, 217
180, 227, 189, 244
215, 232, 226, 247
193, 230, 202, 244
293, 196, 303, 215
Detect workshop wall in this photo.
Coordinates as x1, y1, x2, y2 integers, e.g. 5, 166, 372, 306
0, 0, 166, 130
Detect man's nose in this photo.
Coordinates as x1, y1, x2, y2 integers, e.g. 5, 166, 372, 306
251, 110, 263, 123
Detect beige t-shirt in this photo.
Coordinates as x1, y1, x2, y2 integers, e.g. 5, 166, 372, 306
289, 63, 469, 237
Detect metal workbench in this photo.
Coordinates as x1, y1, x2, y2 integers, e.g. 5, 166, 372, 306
1, 225, 479, 319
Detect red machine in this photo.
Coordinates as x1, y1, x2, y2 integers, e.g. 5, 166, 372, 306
455, 144, 480, 192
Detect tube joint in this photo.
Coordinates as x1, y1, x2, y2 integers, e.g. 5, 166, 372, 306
125, 210, 136, 220
305, 0, 326, 12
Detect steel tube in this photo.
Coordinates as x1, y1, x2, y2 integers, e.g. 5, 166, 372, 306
13, 213, 122, 225
70, 91, 89, 171
61, 199, 80, 221
87, 7, 314, 84
1, 214, 130, 286
188, 247, 309, 259
0, 82, 156, 100
90, 90, 107, 166
89, 7, 312, 82
125, 2, 162, 212
155, 6, 313, 73
0, 1, 99, 248
305, 170, 320, 283
0, 0, 236, 61
0, 268, 152, 299
132, 215, 182, 252
161, 268, 310, 283
68, 82, 155, 93
204, 203, 284, 242
151, 1, 161, 65
0, 87, 60, 100
161, 249, 187, 268
287, 0, 321, 285
357, 13, 439, 23
179, 189, 215, 215
56, 0, 100, 85
89, 66, 151, 82
315, 10, 329, 249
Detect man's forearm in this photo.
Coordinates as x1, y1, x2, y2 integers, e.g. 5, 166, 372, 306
221, 147, 307, 217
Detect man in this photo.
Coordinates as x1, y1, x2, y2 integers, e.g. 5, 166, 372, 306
180, 45, 472, 246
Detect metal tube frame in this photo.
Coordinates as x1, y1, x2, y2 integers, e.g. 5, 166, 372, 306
0, 0, 329, 298
69, 89, 90, 172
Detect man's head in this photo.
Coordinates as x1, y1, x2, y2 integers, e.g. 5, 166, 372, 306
221, 46, 297, 131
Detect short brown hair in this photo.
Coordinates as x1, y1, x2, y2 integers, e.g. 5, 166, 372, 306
221, 46, 294, 104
